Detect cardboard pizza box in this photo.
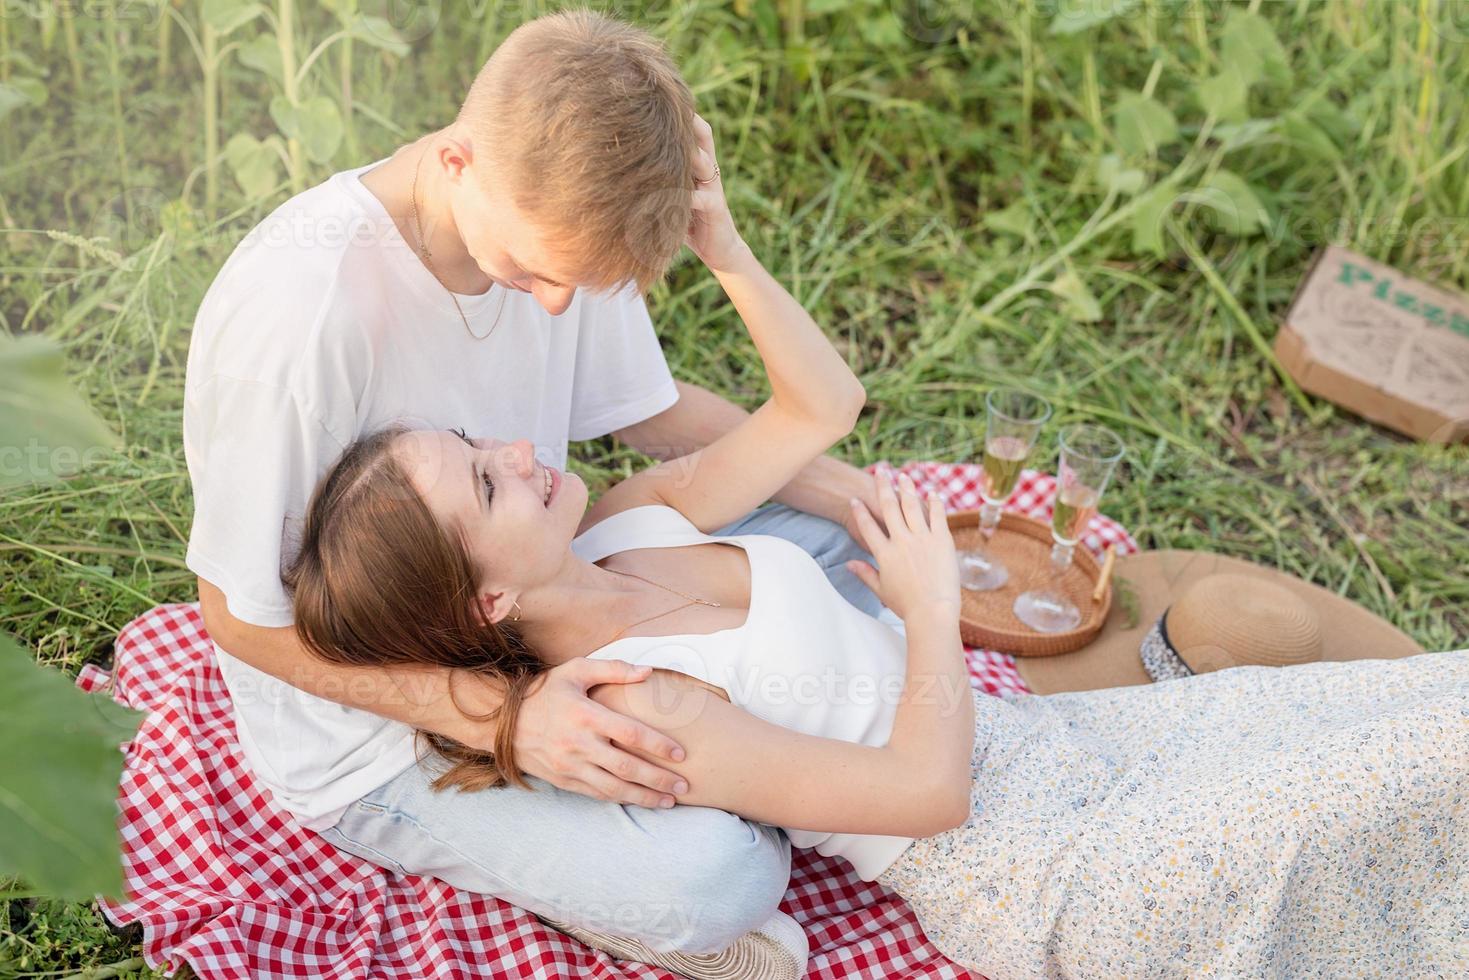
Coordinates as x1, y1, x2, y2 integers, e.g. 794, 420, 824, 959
1275, 245, 1469, 444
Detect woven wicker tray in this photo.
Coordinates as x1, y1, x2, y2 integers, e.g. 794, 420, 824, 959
948, 510, 1112, 656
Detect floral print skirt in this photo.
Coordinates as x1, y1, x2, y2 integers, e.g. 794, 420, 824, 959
877, 650, 1469, 978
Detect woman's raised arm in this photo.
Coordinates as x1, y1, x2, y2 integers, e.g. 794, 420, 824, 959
582, 117, 865, 534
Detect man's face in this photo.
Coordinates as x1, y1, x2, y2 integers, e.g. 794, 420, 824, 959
447, 154, 581, 317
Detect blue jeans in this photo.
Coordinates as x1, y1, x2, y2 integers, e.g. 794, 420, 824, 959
317, 503, 879, 953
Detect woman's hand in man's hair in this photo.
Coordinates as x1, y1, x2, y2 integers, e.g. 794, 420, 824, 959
685, 114, 750, 275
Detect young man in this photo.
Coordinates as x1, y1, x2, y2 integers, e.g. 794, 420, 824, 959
184, 10, 882, 954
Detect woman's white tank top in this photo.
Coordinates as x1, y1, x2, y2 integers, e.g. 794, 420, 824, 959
573, 504, 915, 880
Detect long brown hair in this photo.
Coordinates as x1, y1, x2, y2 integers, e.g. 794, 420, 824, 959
282, 423, 548, 791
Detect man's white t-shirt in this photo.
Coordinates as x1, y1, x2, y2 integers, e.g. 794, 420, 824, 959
182, 160, 679, 830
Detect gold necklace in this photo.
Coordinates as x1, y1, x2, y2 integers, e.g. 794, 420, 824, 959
605, 565, 722, 643
409, 147, 505, 341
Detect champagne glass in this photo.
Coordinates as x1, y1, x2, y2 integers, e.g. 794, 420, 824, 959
1013, 423, 1124, 633
957, 389, 1053, 591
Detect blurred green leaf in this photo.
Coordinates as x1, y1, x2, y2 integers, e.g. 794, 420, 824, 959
984, 199, 1033, 238
1, 47, 46, 77
0, 336, 116, 488
1195, 170, 1270, 236
16, 76, 48, 106
237, 33, 284, 82
0, 87, 26, 120
1277, 112, 1342, 161
349, 14, 411, 56
858, 10, 906, 48
1131, 181, 1176, 256
0, 633, 142, 899
269, 95, 344, 164
1305, 99, 1360, 145
1197, 67, 1250, 122
1051, 270, 1103, 322
224, 132, 283, 199
0, 77, 47, 121
1049, 0, 1140, 35
1097, 153, 1145, 195
1213, 118, 1277, 152
202, 0, 266, 36
1112, 94, 1179, 156
1221, 10, 1291, 88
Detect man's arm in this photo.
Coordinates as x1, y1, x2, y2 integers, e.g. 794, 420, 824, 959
197, 576, 690, 808
615, 380, 881, 541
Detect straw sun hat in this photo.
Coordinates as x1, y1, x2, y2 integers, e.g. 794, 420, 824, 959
1015, 549, 1425, 696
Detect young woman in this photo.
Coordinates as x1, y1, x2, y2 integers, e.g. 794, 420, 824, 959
284, 154, 1469, 978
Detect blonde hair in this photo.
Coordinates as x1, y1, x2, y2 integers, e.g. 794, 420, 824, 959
459, 10, 698, 293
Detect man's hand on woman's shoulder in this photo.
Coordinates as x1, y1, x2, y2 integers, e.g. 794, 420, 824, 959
508, 657, 692, 808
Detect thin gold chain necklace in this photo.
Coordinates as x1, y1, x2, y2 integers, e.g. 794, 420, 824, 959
409, 147, 505, 341
605, 565, 722, 643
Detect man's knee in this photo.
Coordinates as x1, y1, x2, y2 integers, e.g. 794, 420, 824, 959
621, 810, 791, 953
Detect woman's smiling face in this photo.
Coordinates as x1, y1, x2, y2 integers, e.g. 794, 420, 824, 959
394, 428, 588, 621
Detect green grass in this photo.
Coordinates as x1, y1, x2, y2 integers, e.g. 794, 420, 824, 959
2, 0, 1468, 974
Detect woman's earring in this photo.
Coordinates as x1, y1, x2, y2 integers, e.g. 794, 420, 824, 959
510, 600, 522, 623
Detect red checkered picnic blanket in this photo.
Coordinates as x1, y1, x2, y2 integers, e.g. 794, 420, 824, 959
79, 464, 1136, 979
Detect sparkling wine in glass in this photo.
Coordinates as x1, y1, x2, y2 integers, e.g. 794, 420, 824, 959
957, 389, 1052, 591
1051, 482, 1099, 542
982, 435, 1029, 502
1013, 424, 1124, 633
